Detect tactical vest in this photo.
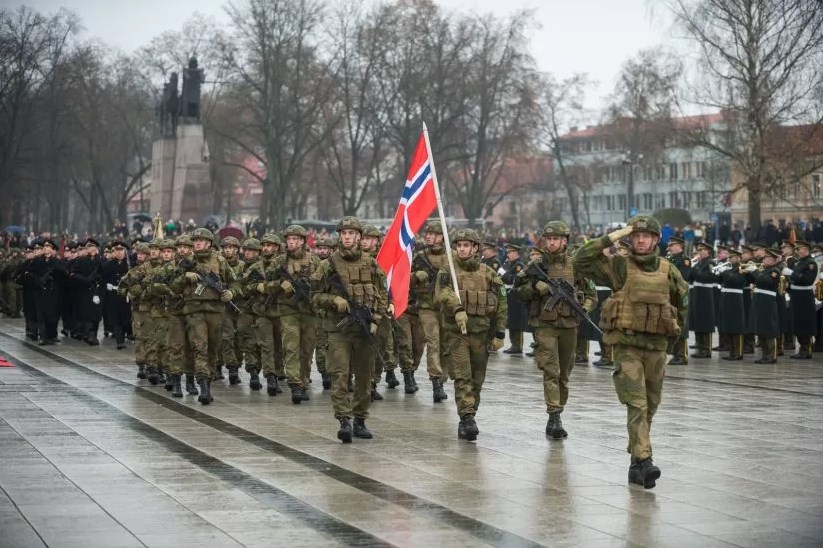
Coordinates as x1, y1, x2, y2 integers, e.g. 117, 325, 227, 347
331, 253, 377, 309
285, 252, 312, 277
187, 253, 222, 301
599, 259, 680, 336
456, 265, 497, 317
535, 254, 576, 322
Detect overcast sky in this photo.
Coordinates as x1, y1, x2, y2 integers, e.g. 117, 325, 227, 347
14, 0, 677, 113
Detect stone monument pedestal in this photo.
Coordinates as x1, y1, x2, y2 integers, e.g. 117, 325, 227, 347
149, 123, 210, 223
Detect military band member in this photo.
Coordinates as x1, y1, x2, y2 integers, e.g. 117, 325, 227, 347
744, 249, 781, 363
740, 245, 756, 353
688, 242, 716, 358
501, 243, 527, 355
717, 249, 747, 360
713, 245, 730, 352
785, 240, 818, 359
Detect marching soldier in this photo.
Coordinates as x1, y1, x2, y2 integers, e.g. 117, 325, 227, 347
435, 229, 507, 441
270, 225, 319, 404
359, 225, 392, 401
744, 248, 782, 364
312, 236, 335, 389
311, 216, 388, 443
785, 240, 818, 359
0, 248, 23, 318
501, 243, 527, 355
16, 245, 40, 340
101, 240, 133, 350
31, 239, 67, 345
574, 216, 688, 489
61, 242, 79, 339
69, 239, 103, 345
513, 220, 596, 440
717, 249, 747, 360
688, 242, 716, 358
118, 242, 151, 379
233, 238, 261, 386
219, 236, 245, 382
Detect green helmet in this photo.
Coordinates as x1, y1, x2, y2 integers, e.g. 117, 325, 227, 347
627, 215, 661, 236
337, 216, 362, 233
362, 224, 381, 238
134, 242, 150, 253
541, 220, 570, 237
191, 227, 214, 242
242, 238, 261, 251
175, 235, 194, 247
260, 233, 282, 246
315, 236, 335, 248
453, 228, 481, 245
221, 236, 241, 248
283, 224, 308, 238
160, 239, 176, 250
148, 239, 161, 249
424, 220, 443, 234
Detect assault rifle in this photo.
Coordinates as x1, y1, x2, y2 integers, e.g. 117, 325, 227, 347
327, 270, 375, 339
525, 261, 602, 336
412, 253, 438, 292
180, 258, 242, 314
279, 265, 311, 307
246, 266, 275, 307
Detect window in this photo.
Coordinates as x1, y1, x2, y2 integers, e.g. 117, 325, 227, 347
656, 194, 666, 209
697, 161, 707, 178
669, 191, 680, 208
656, 165, 665, 179
682, 162, 692, 179
593, 196, 603, 211
669, 163, 678, 180
618, 195, 626, 211
682, 192, 691, 209
606, 195, 615, 211
643, 193, 653, 210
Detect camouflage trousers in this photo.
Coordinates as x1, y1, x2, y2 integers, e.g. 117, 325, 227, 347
145, 311, 168, 371
2, 282, 21, 315
534, 325, 578, 414
612, 345, 666, 461
328, 330, 375, 419
131, 309, 149, 366
237, 311, 259, 373
280, 312, 315, 389
186, 311, 223, 379
166, 313, 194, 376
393, 313, 418, 372
372, 315, 395, 383
221, 309, 242, 368
314, 323, 328, 374
443, 330, 489, 418
419, 308, 446, 380
255, 316, 284, 377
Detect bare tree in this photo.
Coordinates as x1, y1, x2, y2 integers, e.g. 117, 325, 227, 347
669, 0, 823, 229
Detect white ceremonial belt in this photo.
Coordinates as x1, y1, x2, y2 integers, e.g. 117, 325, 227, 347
754, 288, 777, 297
692, 282, 715, 289
595, 286, 612, 292
720, 288, 743, 294
789, 284, 815, 291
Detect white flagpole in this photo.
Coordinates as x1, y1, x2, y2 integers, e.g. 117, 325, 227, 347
422, 123, 463, 324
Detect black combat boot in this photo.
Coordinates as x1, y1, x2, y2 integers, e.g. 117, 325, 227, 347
337, 417, 353, 443
628, 457, 661, 489
156, 370, 166, 386
432, 379, 447, 403
457, 415, 479, 441
215, 365, 225, 380
403, 371, 417, 394
353, 418, 373, 439
321, 372, 332, 390
385, 370, 400, 389
137, 365, 146, 380
370, 382, 384, 401
147, 367, 159, 385
546, 413, 568, 439
171, 374, 183, 398
164, 372, 174, 391
197, 378, 213, 405
290, 385, 304, 404
667, 356, 687, 365
300, 387, 310, 401
249, 373, 262, 390
227, 366, 241, 385
267, 374, 279, 396
185, 374, 199, 395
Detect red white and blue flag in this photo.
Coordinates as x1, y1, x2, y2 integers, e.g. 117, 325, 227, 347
376, 132, 439, 317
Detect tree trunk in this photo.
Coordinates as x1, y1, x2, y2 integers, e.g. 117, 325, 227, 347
747, 179, 762, 232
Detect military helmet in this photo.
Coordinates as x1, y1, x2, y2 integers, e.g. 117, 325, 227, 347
282, 224, 308, 238
453, 228, 481, 245
424, 220, 443, 234
220, 236, 241, 248
148, 239, 161, 249
362, 224, 381, 238
191, 227, 214, 242
260, 233, 282, 246
541, 220, 570, 237
134, 242, 150, 253
315, 236, 335, 248
336, 216, 362, 233
160, 239, 176, 250
175, 235, 194, 247
627, 215, 661, 236
242, 238, 261, 251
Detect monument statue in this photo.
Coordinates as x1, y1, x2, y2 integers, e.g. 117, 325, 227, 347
157, 72, 179, 137
179, 56, 204, 122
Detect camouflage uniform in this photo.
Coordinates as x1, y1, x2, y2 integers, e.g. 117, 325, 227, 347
117, 242, 151, 379
133, 242, 165, 383
219, 237, 245, 382
235, 238, 262, 385
311, 217, 388, 443
312, 237, 335, 389
512, 220, 597, 439
436, 229, 507, 441
145, 239, 177, 386
574, 216, 688, 488
269, 225, 319, 403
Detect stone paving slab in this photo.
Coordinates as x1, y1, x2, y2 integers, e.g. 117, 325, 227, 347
0, 318, 821, 547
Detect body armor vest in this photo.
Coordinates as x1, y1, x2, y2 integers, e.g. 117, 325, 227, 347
600, 259, 680, 336
331, 253, 377, 309
456, 265, 497, 316
536, 254, 575, 322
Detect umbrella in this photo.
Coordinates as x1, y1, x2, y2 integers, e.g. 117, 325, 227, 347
4, 225, 25, 234
218, 226, 244, 241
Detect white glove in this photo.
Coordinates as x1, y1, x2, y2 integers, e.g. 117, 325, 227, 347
106, 283, 116, 291
781, 267, 793, 276
92, 295, 101, 304
497, 266, 507, 276
387, 303, 394, 316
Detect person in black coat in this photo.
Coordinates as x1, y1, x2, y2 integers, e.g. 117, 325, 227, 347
740, 246, 756, 353
29, 239, 68, 345
501, 243, 528, 354
785, 241, 818, 359
688, 242, 716, 358
744, 249, 782, 364
70, 239, 104, 345
666, 237, 692, 365
61, 242, 80, 339
14, 245, 40, 340
100, 240, 132, 349
717, 250, 747, 360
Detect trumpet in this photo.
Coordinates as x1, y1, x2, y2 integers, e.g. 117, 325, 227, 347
711, 261, 733, 275
739, 261, 760, 272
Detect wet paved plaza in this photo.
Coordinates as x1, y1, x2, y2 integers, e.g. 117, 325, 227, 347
0, 318, 821, 548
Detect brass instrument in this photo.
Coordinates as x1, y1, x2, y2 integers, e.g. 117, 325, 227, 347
739, 261, 761, 272
710, 260, 732, 275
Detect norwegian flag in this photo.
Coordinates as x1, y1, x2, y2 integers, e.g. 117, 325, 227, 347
377, 132, 439, 317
